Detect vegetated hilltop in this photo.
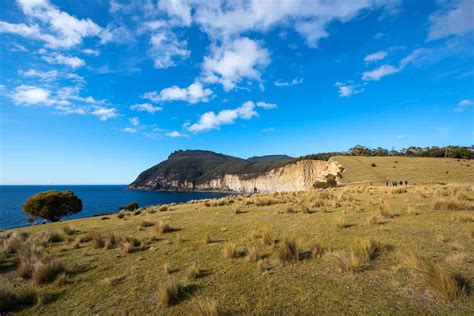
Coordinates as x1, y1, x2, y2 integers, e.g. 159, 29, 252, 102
1, 184, 473, 314
129, 150, 298, 192
129, 146, 473, 193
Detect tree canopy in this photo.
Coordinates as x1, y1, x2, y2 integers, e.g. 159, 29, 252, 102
22, 190, 83, 222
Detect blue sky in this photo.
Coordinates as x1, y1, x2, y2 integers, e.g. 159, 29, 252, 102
0, 0, 473, 184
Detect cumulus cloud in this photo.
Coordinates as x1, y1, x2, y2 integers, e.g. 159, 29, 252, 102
202, 37, 270, 91
274, 78, 303, 87
42, 53, 85, 69
148, 30, 190, 69
91, 107, 118, 121
335, 81, 363, 97
364, 51, 388, 63
142, 82, 213, 104
0, 0, 105, 49
362, 49, 430, 81
130, 102, 163, 114
11, 85, 54, 105
158, 0, 192, 26
428, 0, 474, 41
454, 99, 473, 112
166, 131, 188, 138
82, 48, 100, 56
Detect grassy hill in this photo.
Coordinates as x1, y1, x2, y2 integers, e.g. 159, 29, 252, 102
333, 156, 474, 185
1, 183, 473, 314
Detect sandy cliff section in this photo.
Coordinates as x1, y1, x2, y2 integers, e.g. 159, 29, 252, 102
195, 160, 344, 193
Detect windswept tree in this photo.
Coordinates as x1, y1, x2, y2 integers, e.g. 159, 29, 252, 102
22, 190, 83, 222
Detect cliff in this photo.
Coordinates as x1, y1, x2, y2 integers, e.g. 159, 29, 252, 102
129, 150, 343, 193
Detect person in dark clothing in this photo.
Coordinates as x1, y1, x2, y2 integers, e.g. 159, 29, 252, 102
404, 180, 408, 186
253, 187, 257, 194
385, 181, 389, 186
399, 180, 403, 186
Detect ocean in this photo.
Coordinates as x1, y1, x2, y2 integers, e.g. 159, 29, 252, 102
0, 185, 230, 230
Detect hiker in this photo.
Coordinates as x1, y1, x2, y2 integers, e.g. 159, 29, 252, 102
385, 181, 389, 186
253, 187, 258, 194
404, 180, 408, 186
399, 180, 403, 186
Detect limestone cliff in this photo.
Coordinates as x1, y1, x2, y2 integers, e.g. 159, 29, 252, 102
129, 150, 344, 193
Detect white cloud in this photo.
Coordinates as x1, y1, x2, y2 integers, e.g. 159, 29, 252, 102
362, 49, 430, 81
454, 99, 473, 112
166, 131, 188, 138
82, 48, 100, 56
202, 37, 270, 91
0, 0, 104, 49
148, 30, 190, 69
428, 0, 474, 41
18, 69, 58, 81
364, 51, 388, 63
158, 0, 192, 26
335, 81, 363, 97
43, 53, 85, 69
186, 101, 258, 132
130, 102, 163, 114
274, 78, 303, 87
91, 107, 118, 121
11, 85, 54, 105
256, 101, 277, 109
130, 117, 140, 126
123, 127, 137, 133
143, 82, 213, 104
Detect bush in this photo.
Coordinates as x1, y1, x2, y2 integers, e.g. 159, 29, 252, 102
371, 163, 377, 167
127, 202, 139, 212
22, 190, 82, 222
313, 174, 338, 189
117, 210, 126, 219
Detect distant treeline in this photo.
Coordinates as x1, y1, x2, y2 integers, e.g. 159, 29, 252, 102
294, 145, 473, 161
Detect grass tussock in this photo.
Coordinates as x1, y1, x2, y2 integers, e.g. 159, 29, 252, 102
190, 297, 219, 316
222, 243, 240, 259
140, 220, 155, 228
328, 238, 379, 272
401, 249, 469, 302
117, 210, 126, 219
433, 198, 473, 211
62, 225, 76, 236
89, 231, 105, 249
156, 221, 173, 234
119, 236, 141, 253
187, 262, 203, 280
32, 260, 66, 285
245, 247, 260, 262
367, 215, 379, 225
0, 287, 37, 313
156, 278, 188, 308
277, 239, 299, 264
310, 242, 325, 258
336, 217, 346, 229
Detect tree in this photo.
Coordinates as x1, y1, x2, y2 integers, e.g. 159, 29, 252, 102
23, 190, 82, 222
127, 202, 139, 211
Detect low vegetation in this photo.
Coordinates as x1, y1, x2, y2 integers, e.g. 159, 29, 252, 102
1, 182, 473, 314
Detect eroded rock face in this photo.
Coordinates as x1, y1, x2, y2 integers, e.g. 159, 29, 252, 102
129, 159, 344, 193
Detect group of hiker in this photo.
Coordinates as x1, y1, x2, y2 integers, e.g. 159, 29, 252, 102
385, 180, 408, 187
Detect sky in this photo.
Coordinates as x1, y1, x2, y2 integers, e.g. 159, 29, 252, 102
0, 0, 473, 185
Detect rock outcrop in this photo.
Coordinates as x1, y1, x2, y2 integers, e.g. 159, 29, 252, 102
129, 150, 344, 193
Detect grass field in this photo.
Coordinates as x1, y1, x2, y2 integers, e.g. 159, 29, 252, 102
332, 156, 474, 185
1, 182, 474, 314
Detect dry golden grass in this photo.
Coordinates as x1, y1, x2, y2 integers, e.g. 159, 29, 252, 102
32, 260, 66, 285
222, 243, 239, 259
433, 199, 473, 211
277, 239, 299, 264
157, 278, 187, 308
0, 286, 37, 313
190, 297, 219, 316
401, 249, 468, 302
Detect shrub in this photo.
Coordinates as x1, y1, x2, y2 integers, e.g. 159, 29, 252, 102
0, 287, 37, 313
106, 233, 121, 249
22, 190, 82, 222
127, 202, 139, 211
371, 163, 377, 167
117, 210, 126, 219
277, 239, 299, 264
119, 236, 141, 253
190, 297, 219, 316
32, 260, 66, 285
89, 231, 105, 249
156, 278, 187, 308
159, 205, 169, 212
313, 174, 338, 189
401, 249, 468, 301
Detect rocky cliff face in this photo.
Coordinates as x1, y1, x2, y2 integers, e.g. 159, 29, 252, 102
130, 159, 344, 193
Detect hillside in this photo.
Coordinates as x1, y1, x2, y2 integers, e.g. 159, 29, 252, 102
129, 150, 298, 192
333, 156, 474, 185
1, 184, 473, 314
